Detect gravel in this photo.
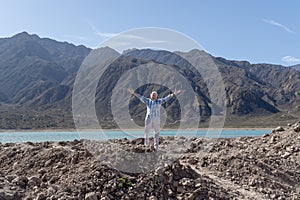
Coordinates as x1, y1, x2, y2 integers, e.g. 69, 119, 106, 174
0, 122, 299, 199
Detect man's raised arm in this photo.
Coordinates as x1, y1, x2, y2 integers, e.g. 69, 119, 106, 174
128, 88, 147, 104
128, 88, 138, 97
160, 90, 181, 103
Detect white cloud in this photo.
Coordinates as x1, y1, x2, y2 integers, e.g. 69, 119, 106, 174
120, 34, 144, 40
282, 56, 300, 63
262, 19, 295, 34
86, 21, 168, 44
63, 34, 89, 41
95, 32, 118, 38
121, 35, 166, 44
87, 21, 117, 38
98, 32, 167, 45
146, 40, 166, 44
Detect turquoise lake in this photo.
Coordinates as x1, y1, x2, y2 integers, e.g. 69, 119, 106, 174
0, 129, 271, 144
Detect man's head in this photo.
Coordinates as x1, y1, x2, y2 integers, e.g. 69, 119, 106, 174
150, 91, 158, 100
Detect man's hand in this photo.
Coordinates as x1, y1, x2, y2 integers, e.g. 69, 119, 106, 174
128, 88, 134, 94
171, 90, 181, 97
128, 88, 137, 97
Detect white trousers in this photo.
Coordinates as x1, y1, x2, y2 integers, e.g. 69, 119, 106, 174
144, 116, 160, 150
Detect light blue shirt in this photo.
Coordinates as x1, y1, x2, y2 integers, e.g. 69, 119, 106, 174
137, 94, 171, 118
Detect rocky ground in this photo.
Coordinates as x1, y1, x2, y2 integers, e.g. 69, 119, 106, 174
0, 122, 299, 200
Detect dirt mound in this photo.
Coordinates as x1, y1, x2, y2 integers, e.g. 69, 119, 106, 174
0, 122, 299, 199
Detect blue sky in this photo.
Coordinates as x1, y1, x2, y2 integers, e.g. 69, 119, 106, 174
0, 0, 299, 66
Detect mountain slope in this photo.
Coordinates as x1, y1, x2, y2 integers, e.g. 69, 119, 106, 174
0, 32, 299, 129
291, 64, 300, 71
213, 57, 300, 113
0, 32, 90, 108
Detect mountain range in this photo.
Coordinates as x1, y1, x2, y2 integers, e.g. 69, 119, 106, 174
0, 32, 299, 129
291, 64, 300, 71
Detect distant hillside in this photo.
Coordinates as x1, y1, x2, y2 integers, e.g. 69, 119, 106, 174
94, 49, 299, 127
0, 32, 91, 108
0, 32, 299, 129
291, 64, 300, 71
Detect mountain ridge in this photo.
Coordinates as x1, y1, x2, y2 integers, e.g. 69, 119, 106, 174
0, 32, 299, 129
291, 64, 300, 71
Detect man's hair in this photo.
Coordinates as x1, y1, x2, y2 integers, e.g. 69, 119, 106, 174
151, 91, 157, 96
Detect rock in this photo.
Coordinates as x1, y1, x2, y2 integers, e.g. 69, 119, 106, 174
172, 181, 179, 188
48, 185, 59, 195
35, 192, 46, 200
281, 152, 291, 158
273, 126, 285, 132
179, 178, 193, 186
84, 149, 93, 158
28, 176, 41, 187
294, 127, 300, 132
155, 166, 164, 174
269, 136, 276, 143
115, 190, 124, 196
13, 176, 28, 188
248, 178, 256, 186
40, 182, 48, 188
0, 191, 21, 200
262, 133, 270, 138
195, 182, 201, 188
168, 188, 174, 196
45, 159, 53, 166
6, 175, 16, 182
177, 185, 184, 193
49, 175, 59, 184
187, 157, 198, 165
37, 169, 46, 175
293, 124, 300, 132
286, 146, 294, 152
149, 196, 158, 200
41, 174, 48, 182
85, 192, 98, 200
48, 195, 56, 200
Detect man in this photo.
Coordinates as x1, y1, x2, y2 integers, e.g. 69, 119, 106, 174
128, 88, 179, 150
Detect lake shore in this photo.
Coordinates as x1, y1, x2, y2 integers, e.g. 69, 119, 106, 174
0, 127, 273, 132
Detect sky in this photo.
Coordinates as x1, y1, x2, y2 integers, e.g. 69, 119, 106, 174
0, 0, 299, 66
